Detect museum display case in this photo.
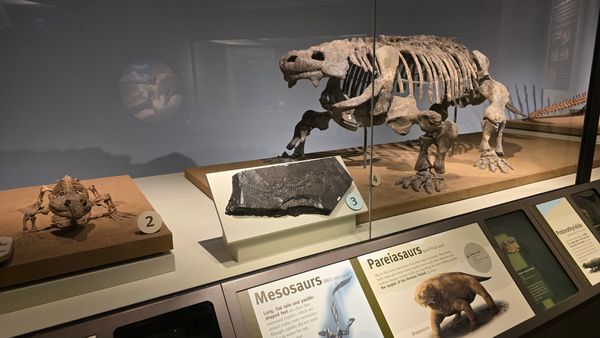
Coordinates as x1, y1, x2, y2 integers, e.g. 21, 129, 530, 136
1, 0, 600, 336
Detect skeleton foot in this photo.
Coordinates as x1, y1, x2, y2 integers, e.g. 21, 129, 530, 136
475, 150, 513, 173
397, 170, 444, 194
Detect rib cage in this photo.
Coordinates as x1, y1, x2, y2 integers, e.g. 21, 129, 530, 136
339, 35, 481, 104
52, 175, 86, 195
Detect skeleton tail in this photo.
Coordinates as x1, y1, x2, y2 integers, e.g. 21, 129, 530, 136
528, 92, 587, 119
505, 102, 527, 118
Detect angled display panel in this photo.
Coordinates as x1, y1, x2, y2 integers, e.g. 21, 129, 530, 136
484, 210, 578, 312
234, 222, 535, 338
353, 223, 533, 338
536, 197, 600, 285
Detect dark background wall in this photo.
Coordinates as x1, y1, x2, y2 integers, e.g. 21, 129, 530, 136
0, 0, 598, 189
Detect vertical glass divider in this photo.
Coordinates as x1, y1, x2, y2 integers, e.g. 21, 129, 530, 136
576, 10, 600, 184
368, 0, 377, 240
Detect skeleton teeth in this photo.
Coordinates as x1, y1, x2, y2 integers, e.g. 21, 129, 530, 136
311, 78, 320, 87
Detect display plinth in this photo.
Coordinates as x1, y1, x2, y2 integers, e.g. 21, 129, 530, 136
206, 157, 365, 261
506, 116, 600, 136
0, 175, 173, 288
187, 132, 600, 224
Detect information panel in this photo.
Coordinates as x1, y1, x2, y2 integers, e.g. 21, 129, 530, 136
485, 210, 577, 312
537, 198, 600, 285
355, 223, 534, 338
237, 223, 534, 337
239, 260, 384, 338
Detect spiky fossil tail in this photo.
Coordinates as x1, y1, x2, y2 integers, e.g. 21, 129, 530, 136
506, 102, 527, 117
528, 92, 588, 119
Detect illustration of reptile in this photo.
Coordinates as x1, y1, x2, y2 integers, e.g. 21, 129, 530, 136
280, 35, 512, 193
582, 257, 600, 272
414, 272, 497, 338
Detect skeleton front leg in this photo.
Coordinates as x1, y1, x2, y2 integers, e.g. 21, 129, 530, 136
88, 185, 118, 219
387, 96, 457, 193
285, 110, 332, 157
398, 120, 457, 194
20, 186, 50, 231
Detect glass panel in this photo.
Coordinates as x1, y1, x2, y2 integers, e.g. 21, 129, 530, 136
1, 0, 599, 291
369, 0, 599, 237
485, 210, 577, 311
571, 189, 600, 234
0, 0, 376, 285
114, 301, 222, 338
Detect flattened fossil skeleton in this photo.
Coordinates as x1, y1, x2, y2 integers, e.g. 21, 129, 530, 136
225, 157, 353, 217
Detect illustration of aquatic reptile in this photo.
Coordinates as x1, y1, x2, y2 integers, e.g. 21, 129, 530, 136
582, 257, 600, 272
280, 35, 514, 193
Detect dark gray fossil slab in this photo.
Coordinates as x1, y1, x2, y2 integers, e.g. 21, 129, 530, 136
225, 157, 353, 217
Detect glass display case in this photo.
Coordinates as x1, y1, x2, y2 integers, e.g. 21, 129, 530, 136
1, 0, 600, 336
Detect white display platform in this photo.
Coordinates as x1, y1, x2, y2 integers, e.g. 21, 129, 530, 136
207, 156, 366, 261
0, 168, 598, 337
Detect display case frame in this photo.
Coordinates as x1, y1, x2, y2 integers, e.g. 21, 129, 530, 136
2, 1, 600, 336
221, 182, 600, 338
28, 283, 235, 338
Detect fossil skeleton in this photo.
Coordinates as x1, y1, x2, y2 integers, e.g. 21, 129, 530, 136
280, 35, 513, 193
19, 175, 123, 231
225, 157, 352, 217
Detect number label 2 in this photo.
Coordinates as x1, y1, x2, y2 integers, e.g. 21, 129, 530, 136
138, 211, 163, 234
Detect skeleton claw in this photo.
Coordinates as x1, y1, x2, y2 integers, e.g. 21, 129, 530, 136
475, 150, 513, 173
397, 170, 444, 194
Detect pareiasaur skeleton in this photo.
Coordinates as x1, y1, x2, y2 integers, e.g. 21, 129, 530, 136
280, 35, 512, 193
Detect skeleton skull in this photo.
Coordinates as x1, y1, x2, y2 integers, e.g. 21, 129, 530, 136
48, 176, 93, 224
279, 39, 353, 88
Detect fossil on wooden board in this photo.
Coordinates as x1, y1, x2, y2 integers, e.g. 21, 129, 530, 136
19, 175, 128, 232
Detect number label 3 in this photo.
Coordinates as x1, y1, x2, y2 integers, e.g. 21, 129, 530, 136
137, 211, 163, 234
345, 193, 364, 211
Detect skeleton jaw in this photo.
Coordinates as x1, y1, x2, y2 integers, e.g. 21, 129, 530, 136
284, 70, 324, 88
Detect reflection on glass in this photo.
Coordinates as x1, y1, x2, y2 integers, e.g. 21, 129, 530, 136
485, 211, 577, 312
571, 189, 600, 235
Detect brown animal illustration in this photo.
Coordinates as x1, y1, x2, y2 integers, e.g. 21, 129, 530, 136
414, 272, 497, 338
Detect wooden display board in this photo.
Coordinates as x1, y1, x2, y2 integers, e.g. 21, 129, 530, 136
186, 132, 600, 223
506, 116, 600, 136
0, 175, 173, 288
